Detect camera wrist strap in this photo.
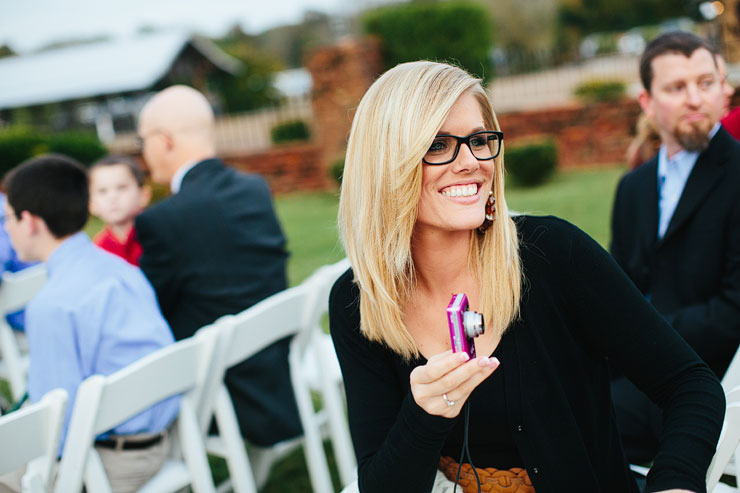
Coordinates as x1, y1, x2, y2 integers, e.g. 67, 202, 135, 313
453, 401, 481, 493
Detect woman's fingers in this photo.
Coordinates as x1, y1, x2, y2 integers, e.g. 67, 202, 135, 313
410, 353, 501, 417
445, 357, 500, 403
411, 350, 470, 385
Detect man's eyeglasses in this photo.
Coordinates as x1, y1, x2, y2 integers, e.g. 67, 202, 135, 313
136, 129, 165, 153
423, 131, 504, 165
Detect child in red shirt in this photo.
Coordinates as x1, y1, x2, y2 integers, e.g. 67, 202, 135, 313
89, 155, 151, 266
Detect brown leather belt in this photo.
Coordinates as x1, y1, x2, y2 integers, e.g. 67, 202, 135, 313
439, 456, 535, 493
95, 432, 164, 451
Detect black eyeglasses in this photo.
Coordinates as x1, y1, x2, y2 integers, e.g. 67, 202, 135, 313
423, 131, 504, 165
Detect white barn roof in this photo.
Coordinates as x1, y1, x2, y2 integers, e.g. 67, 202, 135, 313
0, 32, 241, 110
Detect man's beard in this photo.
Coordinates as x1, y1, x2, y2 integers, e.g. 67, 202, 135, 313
674, 119, 712, 152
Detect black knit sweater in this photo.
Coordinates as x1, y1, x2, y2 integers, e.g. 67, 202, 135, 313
330, 215, 724, 493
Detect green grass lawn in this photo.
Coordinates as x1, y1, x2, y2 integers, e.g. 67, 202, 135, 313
505, 165, 625, 248
15, 165, 628, 491
275, 164, 626, 285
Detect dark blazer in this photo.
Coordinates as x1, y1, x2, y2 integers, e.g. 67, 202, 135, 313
610, 126, 740, 378
136, 158, 301, 445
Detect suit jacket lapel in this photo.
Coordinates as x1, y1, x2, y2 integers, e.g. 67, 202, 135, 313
660, 129, 728, 245
636, 159, 660, 252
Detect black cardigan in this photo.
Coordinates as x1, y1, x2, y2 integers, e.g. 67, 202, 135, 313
329, 215, 724, 493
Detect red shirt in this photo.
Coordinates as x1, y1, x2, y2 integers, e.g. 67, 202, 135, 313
722, 107, 740, 141
93, 226, 143, 266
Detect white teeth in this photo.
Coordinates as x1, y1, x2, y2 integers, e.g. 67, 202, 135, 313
441, 184, 478, 197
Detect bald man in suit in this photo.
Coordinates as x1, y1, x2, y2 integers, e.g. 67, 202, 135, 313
135, 85, 301, 445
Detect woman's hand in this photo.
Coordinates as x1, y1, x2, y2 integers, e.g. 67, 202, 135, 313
410, 350, 500, 418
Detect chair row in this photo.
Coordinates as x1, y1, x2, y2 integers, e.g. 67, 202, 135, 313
0, 264, 47, 403
0, 257, 354, 493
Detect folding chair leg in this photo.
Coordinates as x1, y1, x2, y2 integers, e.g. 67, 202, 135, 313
323, 385, 356, 486
214, 387, 258, 493
178, 397, 217, 493
292, 375, 334, 493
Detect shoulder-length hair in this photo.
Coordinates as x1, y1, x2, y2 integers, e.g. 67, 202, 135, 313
338, 61, 522, 360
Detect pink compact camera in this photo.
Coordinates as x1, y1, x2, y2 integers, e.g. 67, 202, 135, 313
447, 293, 485, 358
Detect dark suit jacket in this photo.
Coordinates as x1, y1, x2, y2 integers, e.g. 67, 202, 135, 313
136, 158, 301, 445
610, 126, 740, 378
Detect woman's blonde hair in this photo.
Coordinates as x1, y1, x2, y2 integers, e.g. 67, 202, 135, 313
338, 61, 522, 360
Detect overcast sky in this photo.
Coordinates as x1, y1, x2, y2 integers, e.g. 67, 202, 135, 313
0, 0, 348, 53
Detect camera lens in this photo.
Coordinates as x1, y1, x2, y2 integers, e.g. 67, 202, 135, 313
463, 310, 485, 338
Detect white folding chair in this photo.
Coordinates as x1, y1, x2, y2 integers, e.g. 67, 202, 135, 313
707, 385, 740, 492
54, 330, 219, 493
0, 265, 46, 401
203, 283, 335, 493
299, 258, 356, 487
0, 388, 66, 493
713, 349, 740, 481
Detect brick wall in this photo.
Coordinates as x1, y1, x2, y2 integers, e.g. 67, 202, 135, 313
306, 37, 383, 169
212, 41, 643, 194
498, 100, 642, 168
222, 143, 331, 194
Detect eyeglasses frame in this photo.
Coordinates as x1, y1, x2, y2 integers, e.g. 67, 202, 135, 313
422, 130, 504, 166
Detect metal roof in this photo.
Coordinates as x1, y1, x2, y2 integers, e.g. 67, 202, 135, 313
0, 31, 241, 110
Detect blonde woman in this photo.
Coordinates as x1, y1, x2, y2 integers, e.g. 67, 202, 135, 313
329, 61, 723, 493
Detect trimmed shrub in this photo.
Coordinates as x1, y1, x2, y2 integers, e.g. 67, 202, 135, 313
46, 131, 107, 166
0, 126, 107, 178
271, 120, 311, 145
0, 126, 47, 178
330, 158, 344, 185
574, 79, 626, 104
363, 1, 493, 81
505, 139, 557, 187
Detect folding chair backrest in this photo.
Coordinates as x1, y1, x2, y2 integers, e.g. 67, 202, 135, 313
0, 265, 47, 314
0, 265, 47, 401
723, 349, 740, 393
0, 388, 67, 486
55, 332, 219, 493
92, 341, 202, 434
221, 284, 311, 370
301, 258, 350, 330
297, 259, 357, 487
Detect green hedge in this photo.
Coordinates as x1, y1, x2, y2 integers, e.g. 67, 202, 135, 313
271, 120, 311, 145
0, 126, 107, 178
363, 1, 493, 81
573, 79, 626, 104
46, 131, 107, 166
0, 126, 46, 177
505, 139, 558, 187
330, 158, 344, 185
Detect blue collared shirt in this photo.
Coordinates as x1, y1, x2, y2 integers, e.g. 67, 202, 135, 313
25, 232, 180, 454
657, 123, 720, 239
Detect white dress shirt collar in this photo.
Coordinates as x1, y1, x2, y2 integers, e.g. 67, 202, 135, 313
170, 160, 201, 194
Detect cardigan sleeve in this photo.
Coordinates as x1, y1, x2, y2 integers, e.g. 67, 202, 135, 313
329, 270, 458, 493
556, 218, 724, 493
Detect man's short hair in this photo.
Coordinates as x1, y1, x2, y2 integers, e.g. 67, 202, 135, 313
90, 154, 147, 187
3, 154, 89, 238
640, 31, 717, 92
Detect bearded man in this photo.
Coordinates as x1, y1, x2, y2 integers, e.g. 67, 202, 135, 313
609, 31, 740, 465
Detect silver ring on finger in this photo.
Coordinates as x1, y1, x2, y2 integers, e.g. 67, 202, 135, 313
442, 393, 456, 407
